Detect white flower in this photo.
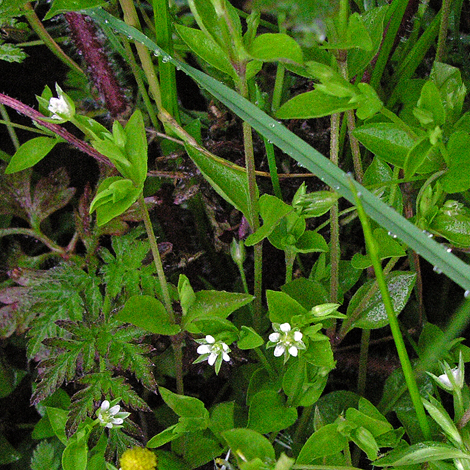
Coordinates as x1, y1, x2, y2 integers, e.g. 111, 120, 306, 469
194, 335, 231, 374
96, 400, 130, 428
427, 352, 465, 393
47, 84, 75, 121
267, 322, 306, 363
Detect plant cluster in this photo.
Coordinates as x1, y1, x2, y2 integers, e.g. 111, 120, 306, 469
1, 0, 470, 469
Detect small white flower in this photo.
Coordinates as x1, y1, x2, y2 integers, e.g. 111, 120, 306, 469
96, 400, 130, 429
427, 352, 465, 393
267, 322, 306, 363
195, 335, 231, 373
47, 84, 74, 120
48, 95, 69, 120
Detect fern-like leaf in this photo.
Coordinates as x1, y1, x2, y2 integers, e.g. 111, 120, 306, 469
30, 440, 62, 470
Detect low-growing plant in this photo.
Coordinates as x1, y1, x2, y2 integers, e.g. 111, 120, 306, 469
1, 0, 470, 469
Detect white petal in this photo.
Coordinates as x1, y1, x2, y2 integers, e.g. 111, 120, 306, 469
100, 400, 110, 411
112, 418, 124, 425
280, 323, 291, 332
222, 352, 230, 362
108, 405, 120, 416
197, 345, 211, 354
269, 332, 280, 342
105, 422, 113, 428
205, 335, 215, 343
222, 343, 230, 352
208, 352, 218, 366
289, 346, 298, 357
438, 373, 452, 388
274, 344, 285, 357
293, 331, 303, 341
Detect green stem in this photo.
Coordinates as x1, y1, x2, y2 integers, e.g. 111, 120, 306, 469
263, 137, 283, 200
253, 347, 276, 378
388, 166, 401, 210
138, 194, 175, 324
285, 247, 296, 284
0, 104, 20, 150
435, 0, 453, 64
328, 112, 341, 336
22, 3, 85, 76
119, 0, 163, 111
0, 227, 65, 254
271, 12, 286, 113
357, 329, 370, 396
292, 404, 313, 448
351, 179, 431, 440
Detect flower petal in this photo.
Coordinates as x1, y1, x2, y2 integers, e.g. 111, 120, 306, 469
206, 335, 215, 343
222, 352, 230, 362
197, 345, 211, 354
274, 344, 285, 357
100, 400, 110, 411
288, 346, 298, 357
269, 332, 280, 342
109, 405, 120, 416
280, 323, 291, 332
208, 352, 218, 366
293, 331, 303, 341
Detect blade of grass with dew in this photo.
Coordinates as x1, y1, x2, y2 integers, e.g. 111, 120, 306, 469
87, 8, 470, 293
349, 176, 431, 440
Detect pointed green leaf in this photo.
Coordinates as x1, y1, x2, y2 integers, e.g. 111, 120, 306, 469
115, 295, 180, 335
249, 33, 303, 64
5, 137, 58, 174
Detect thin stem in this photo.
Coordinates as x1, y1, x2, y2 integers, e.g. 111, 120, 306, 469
263, 137, 283, 200
271, 13, 286, 113
138, 194, 175, 324
253, 347, 276, 378
285, 247, 296, 284
22, 3, 85, 76
351, 179, 431, 440
328, 111, 341, 337
435, 0, 453, 63
0, 104, 20, 150
119, 0, 163, 111
357, 329, 370, 396
0, 227, 65, 254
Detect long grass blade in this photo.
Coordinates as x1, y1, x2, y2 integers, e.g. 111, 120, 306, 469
88, 8, 470, 293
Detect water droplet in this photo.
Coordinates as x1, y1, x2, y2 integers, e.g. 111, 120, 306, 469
104, 19, 109, 24
334, 185, 340, 190
267, 140, 273, 144
446, 247, 452, 253
357, 191, 362, 197
269, 123, 276, 128
153, 50, 160, 57
465, 290, 470, 298
162, 56, 170, 63
433, 266, 442, 274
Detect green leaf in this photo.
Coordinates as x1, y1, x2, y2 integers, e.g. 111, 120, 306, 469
46, 407, 68, 445
267, 290, 308, 324
324, 13, 373, 51
44, 0, 105, 19
403, 137, 434, 179
31, 441, 61, 470
351, 228, 406, 269
62, 438, 88, 470
353, 123, 416, 168
115, 295, 179, 335
185, 145, 257, 228
414, 81, 446, 128
439, 131, 470, 193
5, 137, 58, 173
249, 33, 303, 64
276, 90, 357, 119
88, 8, 470, 293
294, 230, 328, 253
124, 110, 148, 186
222, 428, 275, 463
90, 176, 142, 226
176, 24, 236, 78
0, 433, 21, 465
346, 271, 416, 332
430, 212, 470, 248
248, 390, 298, 434
159, 386, 209, 419
297, 422, 349, 464
0, 42, 27, 63
375, 442, 470, 466
238, 326, 264, 349
147, 424, 179, 448
183, 290, 254, 331
245, 194, 293, 246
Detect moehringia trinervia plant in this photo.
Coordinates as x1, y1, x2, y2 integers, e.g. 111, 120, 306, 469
267, 322, 306, 363
95, 399, 130, 429
194, 335, 231, 374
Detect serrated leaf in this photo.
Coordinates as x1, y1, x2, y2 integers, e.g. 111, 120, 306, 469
0, 42, 27, 62
31, 441, 61, 470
